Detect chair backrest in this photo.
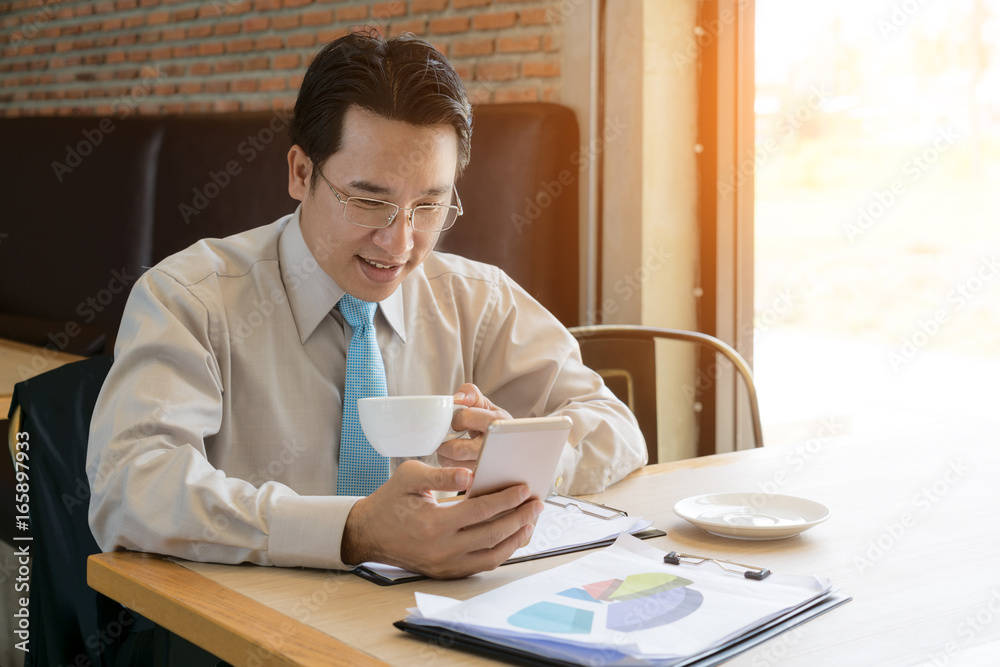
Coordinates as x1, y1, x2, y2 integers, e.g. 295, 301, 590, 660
8, 355, 146, 666
571, 335, 659, 464
570, 325, 764, 464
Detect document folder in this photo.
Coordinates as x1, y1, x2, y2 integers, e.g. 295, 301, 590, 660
395, 592, 851, 667
396, 534, 852, 666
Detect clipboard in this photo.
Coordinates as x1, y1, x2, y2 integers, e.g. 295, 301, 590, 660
394, 536, 854, 666
394, 592, 852, 667
353, 493, 664, 586
353, 527, 668, 586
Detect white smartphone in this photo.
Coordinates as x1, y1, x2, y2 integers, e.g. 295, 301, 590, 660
465, 416, 573, 500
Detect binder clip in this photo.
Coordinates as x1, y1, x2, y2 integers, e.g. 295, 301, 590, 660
663, 551, 772, 580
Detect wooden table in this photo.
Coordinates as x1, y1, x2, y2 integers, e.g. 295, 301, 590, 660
89, 421, 1000, 666
0, 337, 84, 415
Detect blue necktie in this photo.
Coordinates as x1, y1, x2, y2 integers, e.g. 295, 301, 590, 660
336, 294, 390, 495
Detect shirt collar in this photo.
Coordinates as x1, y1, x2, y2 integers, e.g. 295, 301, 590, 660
279, 207, 408, 344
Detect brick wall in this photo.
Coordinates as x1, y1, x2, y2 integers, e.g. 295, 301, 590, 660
0, 0, 563, 117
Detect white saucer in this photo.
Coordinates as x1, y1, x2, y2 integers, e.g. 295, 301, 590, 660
673, 493, 830, 540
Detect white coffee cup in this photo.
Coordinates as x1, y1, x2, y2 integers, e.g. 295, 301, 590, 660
356, 395, 455, 458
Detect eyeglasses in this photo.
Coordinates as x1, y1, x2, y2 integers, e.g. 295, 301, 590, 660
316, 169, 463, 233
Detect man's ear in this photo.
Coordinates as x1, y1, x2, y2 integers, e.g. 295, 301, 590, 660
288, 145, 312, 201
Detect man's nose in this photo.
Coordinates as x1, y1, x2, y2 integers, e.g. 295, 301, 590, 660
372, 210, 414, 255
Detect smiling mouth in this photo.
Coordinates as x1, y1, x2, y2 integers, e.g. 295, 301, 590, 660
362, 257, 399, 270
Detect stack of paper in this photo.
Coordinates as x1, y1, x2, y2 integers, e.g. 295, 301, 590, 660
397, 534, 849, 666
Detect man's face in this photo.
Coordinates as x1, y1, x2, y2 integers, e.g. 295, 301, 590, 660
289, 105, 459, 303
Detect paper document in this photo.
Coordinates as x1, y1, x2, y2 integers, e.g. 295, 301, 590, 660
357, 499, 654, 583
399, 534, 847, 666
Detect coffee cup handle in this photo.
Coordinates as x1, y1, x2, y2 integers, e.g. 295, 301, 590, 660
444, 405, 469, 441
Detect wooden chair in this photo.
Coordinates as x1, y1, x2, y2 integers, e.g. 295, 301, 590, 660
569, 325, 763, 463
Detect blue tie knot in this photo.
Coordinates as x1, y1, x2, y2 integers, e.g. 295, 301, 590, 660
338, 294, 377, 329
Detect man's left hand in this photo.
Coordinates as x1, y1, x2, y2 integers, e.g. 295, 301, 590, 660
437, 383, 511, 469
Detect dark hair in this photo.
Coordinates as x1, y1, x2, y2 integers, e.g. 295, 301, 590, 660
290, 29, 473, 189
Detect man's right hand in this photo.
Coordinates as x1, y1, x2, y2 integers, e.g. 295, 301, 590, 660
340, 460, 544, 579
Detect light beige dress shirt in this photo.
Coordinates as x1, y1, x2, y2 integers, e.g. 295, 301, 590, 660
87, 209, 647, 571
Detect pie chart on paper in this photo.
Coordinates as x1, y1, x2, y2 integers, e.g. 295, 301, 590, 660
507, 572, 704, 634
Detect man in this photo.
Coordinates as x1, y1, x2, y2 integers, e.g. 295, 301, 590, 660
87, 30, 646, 579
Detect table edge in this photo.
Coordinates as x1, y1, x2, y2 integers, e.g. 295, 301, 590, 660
87, 551, 387, 667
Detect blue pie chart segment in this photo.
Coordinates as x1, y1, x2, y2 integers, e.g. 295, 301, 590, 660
509, 601, 595, 634
606, 586, 704, 632
559, 587, 599, 602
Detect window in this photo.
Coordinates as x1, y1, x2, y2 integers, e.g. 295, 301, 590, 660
755, 0, 1000, 444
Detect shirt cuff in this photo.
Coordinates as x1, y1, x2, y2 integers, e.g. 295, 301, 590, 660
552, 441, 579, 494
268, 494, 359, 570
